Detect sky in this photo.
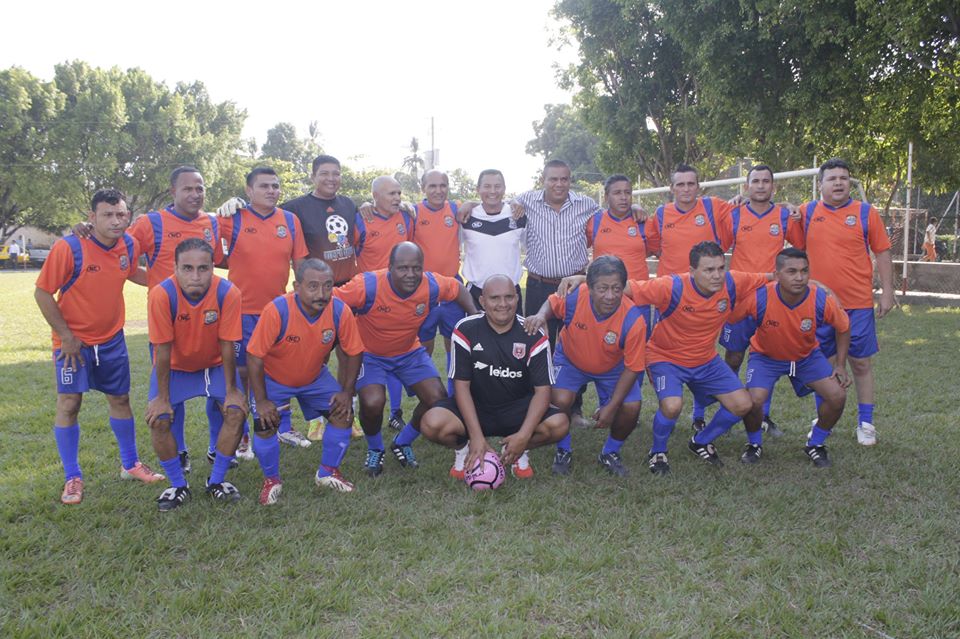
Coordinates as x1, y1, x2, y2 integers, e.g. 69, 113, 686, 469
1, 0, 578, 192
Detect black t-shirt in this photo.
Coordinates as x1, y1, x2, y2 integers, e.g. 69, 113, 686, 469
451, 314, 554, 409
281, 193, 359, 284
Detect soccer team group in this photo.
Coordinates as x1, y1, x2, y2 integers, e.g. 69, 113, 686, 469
34, 154, 896, 510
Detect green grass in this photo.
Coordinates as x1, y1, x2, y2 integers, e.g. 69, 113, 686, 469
1, 270, 959, 638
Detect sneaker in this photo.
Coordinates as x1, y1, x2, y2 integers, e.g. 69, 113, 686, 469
365, 449, 385, 477
761, 415, 785, 438
388, 410, 404, 431
157, 485, 191, 512
315, 467, 355, 492
351, 417, 364, 439
856, 422, 877, 446
278, 429, 312, 448
597, 451, 629, 477
179, 450, 192, 474
512, 450, 534, 479
236, 434, 255, 460
258, 477, 282, 506
390, 442, 419, 468
804, 445, 832, 468
120, 462, 165, 483
306, 416, 326, 441
205, 479, 242, 502
205, 449, 239, 469
688, 437, 724, 466
691, 417, 706, 433
551, 449, 572, 476
60, 477, 84, 505
450, 444, 468, 480
740, 444, 763, 464
648, 452, 671, 475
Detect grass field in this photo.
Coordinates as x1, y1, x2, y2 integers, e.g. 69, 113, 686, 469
1, 269, 959, 638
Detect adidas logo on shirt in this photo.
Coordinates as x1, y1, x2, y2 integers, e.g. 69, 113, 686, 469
472, 343, 484, 351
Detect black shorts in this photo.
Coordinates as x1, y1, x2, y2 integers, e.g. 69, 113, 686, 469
433, 395, 561, 438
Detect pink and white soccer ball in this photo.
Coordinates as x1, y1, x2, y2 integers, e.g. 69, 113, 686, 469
464, 451, 505, 490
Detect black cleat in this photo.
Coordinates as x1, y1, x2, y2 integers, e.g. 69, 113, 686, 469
205, 450, 238, 469
740, 444, 763, 464
691, 417, 706, 433
597, 452, 629, 477
804, 445, 832, 468
365, 449, 385, 477
762, 415, 785, 438
390, 443, 419, 469
157, 486, 191, 512
688, 437, 724, 466
552, 449, 573, 476
388, 410, 404, 431
205, 479, 242, 502
179, 450, 192, 474
648, 452, 671, 475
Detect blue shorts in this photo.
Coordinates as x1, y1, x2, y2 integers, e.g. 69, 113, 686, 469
745, 350, 834, 397
553, 349, 643, 405
54, 331, 130, 395
149, 365, 228, 406
258, 367, 342, 421
237, 313, 260, 367
817, 308, 878, 359
720, 316, 757, 353
357, 348, 440, 392
648, 356, 744, 402
418, 299, 466, 342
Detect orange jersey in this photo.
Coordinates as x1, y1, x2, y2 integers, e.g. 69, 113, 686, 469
353, 210, 414, 272
586, 210, 650, 280
549, 283, 647, 374
628, 271, 768, 367
220, 207, 308, 314
246, 293, 365, 387
796, 199, 891, 309
741, 282, 849, 361
36, 234, 139, 349
413, 200, 461, 277
644, 196, 734, 276
148, 275, 242, 372
334, 270, 460, 357
130, 207, 225, 289
728, 204, 804, 272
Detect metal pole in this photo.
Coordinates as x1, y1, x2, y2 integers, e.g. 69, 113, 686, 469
954, 190, 959, 260
902, 142, 912, 294
812, 155, 818, 201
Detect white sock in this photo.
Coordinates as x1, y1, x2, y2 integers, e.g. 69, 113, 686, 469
516, 450, 530, 469
453, 444, 468, 471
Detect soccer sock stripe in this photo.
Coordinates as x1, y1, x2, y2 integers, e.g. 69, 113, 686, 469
807, 425, 832, 447
651, 410, 677, 454
159, 456, 187, 488
365, 432, 384, 452
387, 374, 403, 413
393, 422, 420, 447
858, 403, 874, 425
54, 424, 82, 481
694, 407, 741, 445
601, 435, 624, 455
320, 424, 352, 474
556, 432, 572, 451
209, 451, 235, 484
109, 417, 139, 470
206, 397, 223, 453
252, 433, 280, 479
171, 403, 187, 453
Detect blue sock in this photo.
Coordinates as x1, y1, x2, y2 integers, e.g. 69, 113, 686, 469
393, 422, 420, 447
171, 403, 187, 452
556, 432, 572, 451
807, 425, 832, 447
692, 398, 706, 421
366, 431, 384, 451
54, 424, 82, 481
651, 411, 677, 454
815, 394, 824, 411
209, 451, 235, 484
858, 403, 874, 425
206, 397, 223, 452
159, 456, 187, 488
388, 375, 403, 414
278, 410, 292, 435
318, 425, 352, 476
747, 429, 763, 446
252, 434, 280, 479
763, 387, 774, 417
694, 407, 742, 445
602, 435, 624, 455
109, 417, 139, 470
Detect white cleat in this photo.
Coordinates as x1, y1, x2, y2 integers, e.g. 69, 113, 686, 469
856, 422, 877, 446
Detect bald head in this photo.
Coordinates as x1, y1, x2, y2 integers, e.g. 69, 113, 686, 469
479, 274, 518, 328
372, 175, 402, 215
389, 241, 423, 267
482, 274, 514, 296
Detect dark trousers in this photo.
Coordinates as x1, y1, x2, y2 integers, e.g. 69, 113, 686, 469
524, 274, 584, 415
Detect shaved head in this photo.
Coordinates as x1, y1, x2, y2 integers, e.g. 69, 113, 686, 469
482, 274, 514, 295
388, 241, 423, 267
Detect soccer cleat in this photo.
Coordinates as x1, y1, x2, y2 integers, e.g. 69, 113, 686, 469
278, 429, 312, 448
512, 450, 534, 479
179, 450, 192, 474
450, 444, 468, 480
688, 437, 724, 466
235, 434, 255, 460
315, 467, 355, 492
597, 451, 629, 477
306, 416, 326, 441
120, 462, 165, 483
390, 443, 419, 468
740, 444, 763, 464
157, 485, 191, 512
761, 415, 785, 438
388, 410, 404, 431
648, 452, 671, 475
804, 445, 832, 468
856, 422, 877, 446
60, 477, 84, 505
691, 417, 706, 433
205, 449, 238, 469
551, 449, 573, 476
258, 477, 283, 506
364, 449, 385, 477
205, 479, 242, 502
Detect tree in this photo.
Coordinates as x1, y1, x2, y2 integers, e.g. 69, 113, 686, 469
447, 168, 478, 202
526, 103, 601, 179
401, 137, 424, 179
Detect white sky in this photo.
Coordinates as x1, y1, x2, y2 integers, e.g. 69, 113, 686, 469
1, 0, 577, 192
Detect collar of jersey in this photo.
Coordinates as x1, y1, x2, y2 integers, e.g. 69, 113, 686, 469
674, 199, 700, 215
181, 282, 212, 307
419, 199, 447, 213
89, 235, 120, 252
821, 198, 853, 212
245, 206, 277, 221
689, 276, 716, 300
386, 272, 418, 299
745, 202, 776, 218
775, 283, 810, 309
588, 296, 617, 322
165, 206, 203, 222
604, 209, 633, 224
373, 210, 397, 221
294, 294, 324, 324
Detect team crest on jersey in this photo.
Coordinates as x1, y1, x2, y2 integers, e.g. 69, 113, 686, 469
604, 331, 618, 345
800, 318, 813, 332
695, 215, 706, 227
415, 303, 426, 316
322, 329, 334, 343
119, 255, 129, 270
769, 224, 781, 236
627, 226, 638, 237
396, 223, 406, 235
512, 343, 527, 359
276, 225, 288, 238
203, 228, 213, 242
717, 299, 728, 312
845, 215, 857, 226
203, 310, 218, 324
444, 216, 455, 227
